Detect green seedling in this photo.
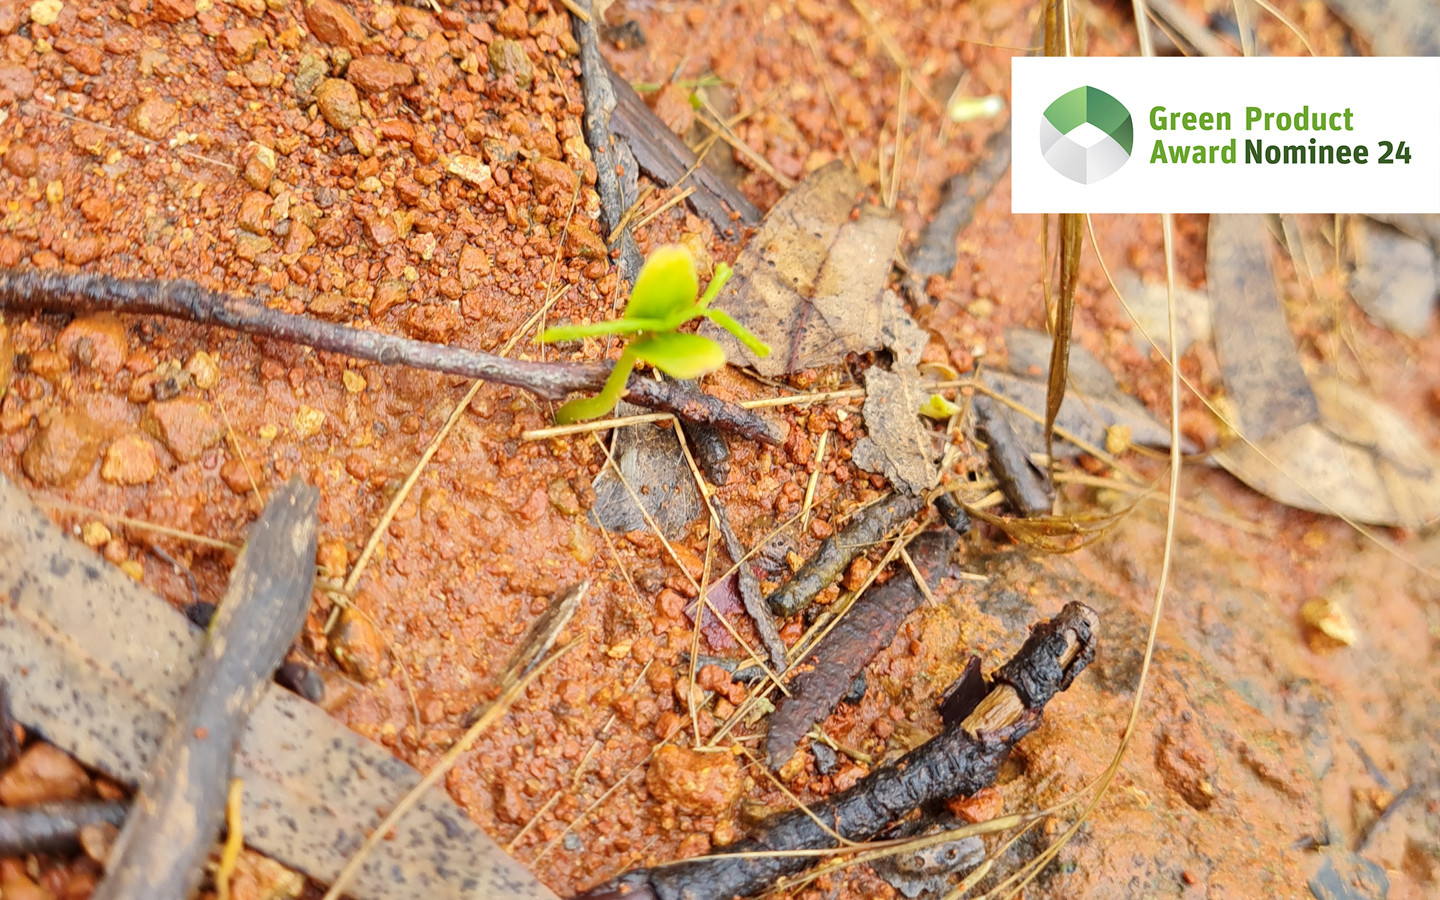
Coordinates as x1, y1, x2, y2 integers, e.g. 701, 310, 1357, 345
540, 245, 770, 423
919, 393, 961, 421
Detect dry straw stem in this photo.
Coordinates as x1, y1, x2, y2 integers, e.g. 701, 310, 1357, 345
214, 779, 244, 900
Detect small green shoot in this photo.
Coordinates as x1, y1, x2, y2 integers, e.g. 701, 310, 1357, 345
540, 245, 770, 423
919, 394, 961, 421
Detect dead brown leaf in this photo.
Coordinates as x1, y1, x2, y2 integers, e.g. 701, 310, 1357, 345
1214, 373, 1440, 528
702, 162, 903, 376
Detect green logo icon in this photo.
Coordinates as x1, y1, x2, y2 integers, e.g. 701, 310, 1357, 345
1040, 86, 1134, 184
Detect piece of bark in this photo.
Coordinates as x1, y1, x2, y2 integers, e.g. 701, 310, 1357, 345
713, 503, 787, 673
602, 57, 761, 236
0, 269, 781, 445
92, 478, 319, 900
765, 493, 924, 618
765, 531, 952, 767
971, 393, 1052, 517
570, 0, 643, 282
1206, 215, 1319, 442
575, 602, 1099, 900
0, 801, 129, 855
0, 474, 559, 900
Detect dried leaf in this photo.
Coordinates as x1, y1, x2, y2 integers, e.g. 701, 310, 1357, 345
590, 405, 703, 539
0, 477, 556, 900
850, 293, 940, 494
1207, 214, 1319, 442
1213, 374, 1440, 527
1321, 0, 1440, 55
702, 162, 903, 376
990, 328, 1186, 458
1349, 219, 1438, 338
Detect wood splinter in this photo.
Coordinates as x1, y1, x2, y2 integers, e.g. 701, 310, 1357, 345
574, 601, 1100, 900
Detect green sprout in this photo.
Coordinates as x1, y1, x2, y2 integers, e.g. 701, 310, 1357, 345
540, 245, 770, 423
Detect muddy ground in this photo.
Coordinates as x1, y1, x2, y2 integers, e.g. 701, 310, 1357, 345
0, 0, 1436, 898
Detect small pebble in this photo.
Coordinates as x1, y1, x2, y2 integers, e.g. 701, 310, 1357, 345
80, 521, 111, 548
314, 78, 362, 130
29, 0, 61, 27
0, 744, 91, 805
446, 155, 492, 188
329, 607, 383, 683
185, 350, 219, 390
143, 398, 223, 462
304, 0, 365, 47
22, 409, 106, 486
57, 313, 128, 375
293, 405, 325, 438
100, 434, 160, 485
645, 745, 742, 815
128, 96, 179, 140
274, 661, 325, 703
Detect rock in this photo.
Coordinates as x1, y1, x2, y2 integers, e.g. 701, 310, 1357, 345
29, 0, 61, 26
128, 97, 179, 140
314, 78, 362, 130
329, 608, 383, 682
22, 410, 106, 486
494, 4, 527, 37
530, 157, 577, 198
241, 143, 276, 191
646, 745, 742, 815
237, 191, 273, 234
284, 219, 316, 256
346, 57, 412, 94
0, 0, 21, 35
100, 434, 159, 485
293, 53, 327, 100
185, 350, 219, 390
403, 304, 462, 343
446, 155, 492, 188
0, 744, 91, 806
220, 458, 256, 494
487, 39, 532, 89
218, 26, 267, 64
305, 0, 365, 47
370, 279, 408, 317
292, 404, 325, 438
142, 398, 223, 462
563, 220, 606, 260
65, 44, 103, 75
57, 314, 128, 375
0, 61, 35, 100
2, 142, 37, 177
153, 0, 195, 23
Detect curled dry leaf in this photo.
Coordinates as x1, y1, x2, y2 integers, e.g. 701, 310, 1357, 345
1213, 373, 1440, 527
701, 161, 903, 376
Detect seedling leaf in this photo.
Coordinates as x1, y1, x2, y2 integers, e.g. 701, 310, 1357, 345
631, 333, 727, 379
627, 245, 700, 321
704, 308, 771, 357
555, 351, 636, 424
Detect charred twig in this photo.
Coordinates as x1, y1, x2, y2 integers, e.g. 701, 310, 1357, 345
712, 503, 788, 673
972, 393, 1053, 517
92, 479, 319, 900
574, 602, 1099, 900
766, 530, 953, 767
0, 800, 129, 855
0, 270, 781, 445
766, 494, 924, 618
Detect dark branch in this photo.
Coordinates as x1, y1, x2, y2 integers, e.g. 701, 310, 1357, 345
574, 602, 1100, 900
0, 269, 783, 445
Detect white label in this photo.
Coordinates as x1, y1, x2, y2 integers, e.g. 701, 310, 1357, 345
1012, 57, 1440, 213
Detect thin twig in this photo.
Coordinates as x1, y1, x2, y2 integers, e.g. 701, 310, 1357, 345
0, 270, 781, 444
